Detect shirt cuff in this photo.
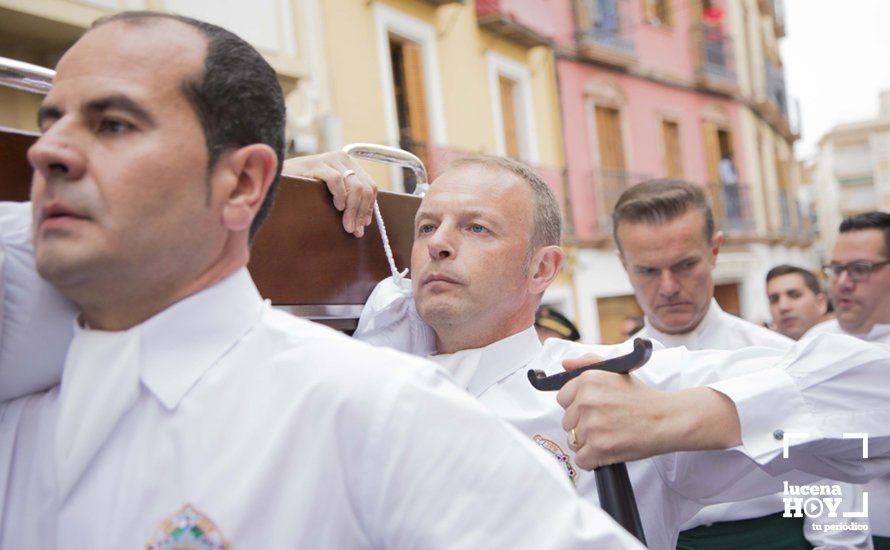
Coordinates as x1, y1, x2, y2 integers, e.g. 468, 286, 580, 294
708, 368, 816, 466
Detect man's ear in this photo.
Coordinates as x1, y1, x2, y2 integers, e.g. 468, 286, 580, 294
710, 230, 725, 262
529, 245, 564, 294
816, 292, 829, 316
219, 144, 278, 232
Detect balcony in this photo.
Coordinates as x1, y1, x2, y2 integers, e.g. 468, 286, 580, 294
765, 58, 788, 117
778, 190, 793, 237
476, 0, 552, 48
707, 181, 756, 237
573, 0, 636, 67
692, 24, 737, 94
757, 57, 798, 139
772, 193, 817, 245
579, 169, 651, 238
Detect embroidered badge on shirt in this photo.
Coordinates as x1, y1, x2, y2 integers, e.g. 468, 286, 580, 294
533, 434, 577, 486
147, 504, 230, 550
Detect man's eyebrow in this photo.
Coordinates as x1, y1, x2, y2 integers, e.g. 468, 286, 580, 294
36, 105, 62, 129
86, 95, 156, 127
671, 255, 699, 268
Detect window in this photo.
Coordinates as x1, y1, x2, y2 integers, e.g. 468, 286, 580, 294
593, 105, 627, 215
374, 4, 446, 193
644, 0, 672, 27
702, 122, 732, 183
661, 120, 683, 178
595, 105, 626, 172
498, 75, 520, 159
487, 52, 538, 163
389, 38, 429, 192
775, 150, 793, 231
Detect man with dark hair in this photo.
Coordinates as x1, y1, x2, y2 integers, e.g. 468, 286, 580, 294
765, 264, 829, 340
611, 179, 723, 339
610, 179, 867, 548
811, 211, 890, 342
611, 179, 787, 352
807, 211, 890, 547
0, 12, 648, 548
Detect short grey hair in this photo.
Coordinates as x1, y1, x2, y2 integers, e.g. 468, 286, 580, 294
612, 179, 714, 249
449, 155, 562, 254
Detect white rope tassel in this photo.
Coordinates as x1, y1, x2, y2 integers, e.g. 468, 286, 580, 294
373, 200, 407, 280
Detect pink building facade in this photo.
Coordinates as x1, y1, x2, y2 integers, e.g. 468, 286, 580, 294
557, 64, 746, 237
501, 0, 815, 342
550, 0, 754, 240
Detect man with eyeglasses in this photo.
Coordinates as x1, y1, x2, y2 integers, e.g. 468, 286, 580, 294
811, 211, 890, 344
808, 211, 890, 548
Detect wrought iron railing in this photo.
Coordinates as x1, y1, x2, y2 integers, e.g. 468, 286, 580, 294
764, 57, 788, 118
707, 181, 756, 235
693, 23, 735, 81
574, 0, 635, 54
588, 169, 650, 234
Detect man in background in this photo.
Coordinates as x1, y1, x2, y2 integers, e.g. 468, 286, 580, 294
765, 264, 830, 340
612, 179, 867, 549
809, 211, 890, 548
810, 211, 890, 344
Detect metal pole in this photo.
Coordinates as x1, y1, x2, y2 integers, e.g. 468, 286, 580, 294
0, 56, 54, 95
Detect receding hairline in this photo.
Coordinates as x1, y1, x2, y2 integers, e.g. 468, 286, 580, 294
435, 160, 536, 208
72, 14, 208, 84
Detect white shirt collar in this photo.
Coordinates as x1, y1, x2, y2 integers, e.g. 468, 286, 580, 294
642, 298, 724, 348
430, 326, 542, 397
806, 318, 890, 344
866, 323, 890, 343
137, 268, 264, 410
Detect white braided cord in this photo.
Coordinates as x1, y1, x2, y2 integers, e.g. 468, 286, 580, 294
373, 200, 405, 279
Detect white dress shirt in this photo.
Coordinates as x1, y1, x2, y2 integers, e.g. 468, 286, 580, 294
802, 317, 890, 537
639, 299, 872, 549
351, 278, 890, 483
4, 217, 890, 478
0, 202, 77, 401
425, 327, 770, 550
636, 298, 791, 351
356, 284, 886, 548
805, 318, 890, 345
0, 269, 644, 549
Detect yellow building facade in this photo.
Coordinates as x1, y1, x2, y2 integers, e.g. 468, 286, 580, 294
0, 0, 578, 313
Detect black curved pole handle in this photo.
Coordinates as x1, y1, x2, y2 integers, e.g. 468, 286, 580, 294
527, 338, 653, 391
527, 338, 652, 545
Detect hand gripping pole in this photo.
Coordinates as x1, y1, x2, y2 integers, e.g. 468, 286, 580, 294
527, 338, 652, 545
